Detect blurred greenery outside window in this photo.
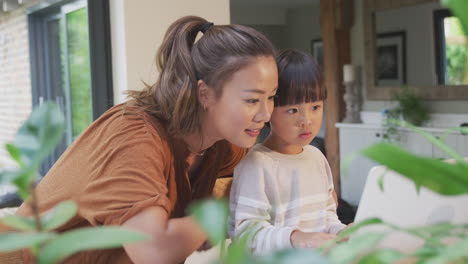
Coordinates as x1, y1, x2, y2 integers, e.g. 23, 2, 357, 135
60, 6, 93, 142
444, 16, 468, 85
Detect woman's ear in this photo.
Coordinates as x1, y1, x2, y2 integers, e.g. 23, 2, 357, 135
197, 80, 214, 110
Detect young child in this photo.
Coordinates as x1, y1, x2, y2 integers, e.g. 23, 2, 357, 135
229, 49, 346, 255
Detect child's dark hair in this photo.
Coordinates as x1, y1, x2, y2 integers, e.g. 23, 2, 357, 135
275, 49, 326, 106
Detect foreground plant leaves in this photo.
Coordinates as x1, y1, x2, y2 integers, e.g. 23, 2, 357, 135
189, 198, 229, 245
37, 227, 150, 264
2, 103, 65, 199
1, 214, 36, 231
0, 232, 56, 252
362, 142, 468, 195
41, 200, 78, 231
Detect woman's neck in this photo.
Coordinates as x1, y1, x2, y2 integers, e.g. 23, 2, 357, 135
182, 127, 216, 155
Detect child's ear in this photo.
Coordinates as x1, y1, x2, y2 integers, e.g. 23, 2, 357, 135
197, 80, 215, 110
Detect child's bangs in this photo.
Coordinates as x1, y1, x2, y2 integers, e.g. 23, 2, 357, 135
274, 72, 326, 107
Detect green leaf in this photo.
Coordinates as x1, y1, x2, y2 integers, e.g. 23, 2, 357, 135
0, 169, 22, 185
406, 223, 454, 240
362, 142, 468, 195
4, 103, 65, 198
358, 249, 403, 264
330, 218, 385, 247
41, 201, 78, 231
258, 248, 328, 264
5, 144, 22, 165
0, 232, 56, 252
12, 102, 64, 171
321, 218, 385, 253
37, 226, 150, 264
0, 167, 35, 200
225, 231, 255, 264
425, 236, 468, 264
328, 232, 386, 264
11, 168, 37, 200
411, 246, 443, 259
188, 198, 229, 245
442, 0, 468, 35
1, 215, 36, 231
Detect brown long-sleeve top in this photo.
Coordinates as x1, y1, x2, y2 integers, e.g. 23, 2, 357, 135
16, 103, 247, 263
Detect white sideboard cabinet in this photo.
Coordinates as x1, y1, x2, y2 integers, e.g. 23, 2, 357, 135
337, 123, 468, 206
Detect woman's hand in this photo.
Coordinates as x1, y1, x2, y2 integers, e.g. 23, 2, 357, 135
290, 230, 336, 248
197, 240, 212, 251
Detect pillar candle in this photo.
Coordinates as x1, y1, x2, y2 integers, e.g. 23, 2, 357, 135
343, 64, 355, 82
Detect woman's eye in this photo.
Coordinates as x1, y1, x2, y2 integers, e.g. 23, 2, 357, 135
312, 105, 321, 111
268, 95, 277, 100
245, 99, 259, 104
287, 108, 298, 114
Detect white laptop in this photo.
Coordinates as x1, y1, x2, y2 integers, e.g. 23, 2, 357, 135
353, 165, 468, 253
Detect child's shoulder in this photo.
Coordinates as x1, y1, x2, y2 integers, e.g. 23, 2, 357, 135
303, 145, 326, 159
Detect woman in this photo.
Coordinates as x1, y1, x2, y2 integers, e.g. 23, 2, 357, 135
17, 16, 278, 263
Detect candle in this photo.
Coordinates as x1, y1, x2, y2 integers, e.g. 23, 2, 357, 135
343, 64, 355, 83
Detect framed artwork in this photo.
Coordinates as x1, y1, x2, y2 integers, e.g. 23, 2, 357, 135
311, 39, 324, 69
376, 31, 406, 86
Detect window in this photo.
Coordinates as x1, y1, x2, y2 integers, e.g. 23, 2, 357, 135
28, 0, 113, 174
434, 9, 468, 85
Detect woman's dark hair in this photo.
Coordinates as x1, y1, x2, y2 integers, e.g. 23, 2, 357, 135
127, 16, 276, 136
274, 49, 326, 106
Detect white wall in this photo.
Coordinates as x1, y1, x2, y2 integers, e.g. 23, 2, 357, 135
286, 6, 321, 53
110, 0, 230, 104
230, 5, 285, 25
352, 0, 468, 114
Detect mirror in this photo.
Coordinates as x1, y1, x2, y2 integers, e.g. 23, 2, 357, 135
363, 0, 468, 100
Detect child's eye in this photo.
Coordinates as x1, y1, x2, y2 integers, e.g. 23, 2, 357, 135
245, 99, 259, 104
312, 105, 321, 111
287, 108, 298, 114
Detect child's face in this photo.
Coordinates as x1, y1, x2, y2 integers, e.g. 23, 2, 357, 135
269, 100, 324, 149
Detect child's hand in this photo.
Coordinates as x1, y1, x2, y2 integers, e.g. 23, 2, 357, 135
337, 223, 354, 242
290, 230, 336, 248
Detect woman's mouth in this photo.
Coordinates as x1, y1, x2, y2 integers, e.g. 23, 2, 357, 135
245, 128, 262, 137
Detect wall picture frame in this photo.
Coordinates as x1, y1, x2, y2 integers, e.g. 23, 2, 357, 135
375, 31, 407, 86
311, 38, 324, 69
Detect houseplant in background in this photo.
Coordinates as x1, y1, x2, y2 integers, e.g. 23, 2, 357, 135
0, 103, 149, 264
382, 86, 430, 142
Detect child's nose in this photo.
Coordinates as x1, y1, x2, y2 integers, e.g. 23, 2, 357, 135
298, 114, 312, 127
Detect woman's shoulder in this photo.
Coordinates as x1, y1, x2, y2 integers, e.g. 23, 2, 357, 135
95, 103, 170, 141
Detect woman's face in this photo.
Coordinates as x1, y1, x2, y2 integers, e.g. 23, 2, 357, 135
203, 56, 278, 148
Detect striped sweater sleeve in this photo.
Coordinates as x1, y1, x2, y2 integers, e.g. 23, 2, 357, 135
229, 154, 294, 255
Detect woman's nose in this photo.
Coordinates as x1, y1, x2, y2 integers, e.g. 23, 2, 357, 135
255, 101, 272, 123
